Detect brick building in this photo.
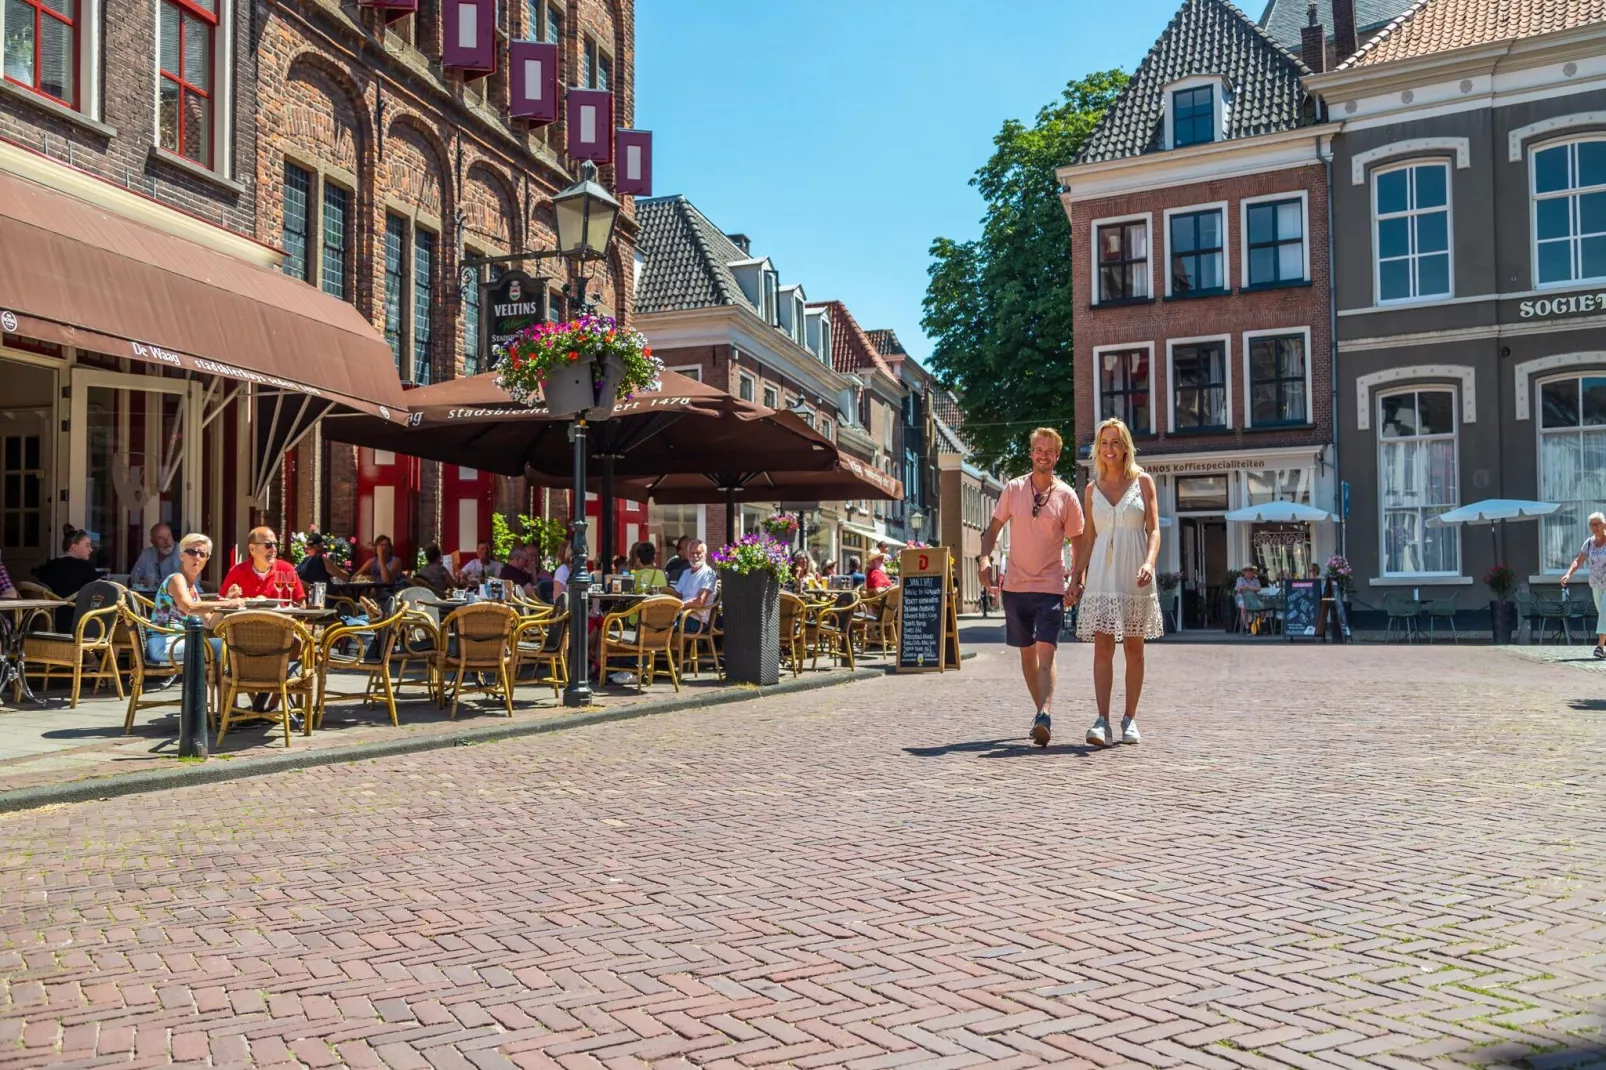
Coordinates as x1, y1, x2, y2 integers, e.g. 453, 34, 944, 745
257, 0, 640, 566
1057, 0, 1340, 628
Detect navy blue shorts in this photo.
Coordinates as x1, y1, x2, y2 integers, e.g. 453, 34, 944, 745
1003, 590, 1064, 648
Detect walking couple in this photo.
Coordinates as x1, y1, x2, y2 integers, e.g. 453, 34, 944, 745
979, 421, 1163, 748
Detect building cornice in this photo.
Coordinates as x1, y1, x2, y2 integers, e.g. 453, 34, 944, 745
1057, 126, 1337, 205
635, 305, 850, 401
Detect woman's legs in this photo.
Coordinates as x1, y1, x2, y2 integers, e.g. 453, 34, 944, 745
1122, 636, 1146, 720
1594, 585, 1605, 647
1092, 632, 1116, 720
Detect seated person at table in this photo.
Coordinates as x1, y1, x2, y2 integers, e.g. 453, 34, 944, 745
675, 539, 719, 634
846, 556, 865, 589
1307, 563, 1322, 580
416, 544, 456, 592
352, 534, 404, 583
222, 526, 305, 603
1234, 564, 1261, 631
664, 536, 691, 585
611, 554, 630, 575
548, 547, 573, 601
294, 532, 350, 585
146, 533, 235, 676
457, 541, 502, 585
865, 554, 894, 592
631, 542, 669, 593
791, 552, 819, 593
501, 547, 536, 596
0, 549, 16, 598
129, 522, 181, 591
35, 526, 102, 630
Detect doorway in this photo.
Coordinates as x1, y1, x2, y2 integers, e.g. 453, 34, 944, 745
1180, 516, 1227, 628
0, 357, 57, 576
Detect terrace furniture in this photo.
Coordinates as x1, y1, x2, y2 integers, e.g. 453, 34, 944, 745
432, 602, 517, 718
778, 593, 808, 678
678, 594, 723, 681
23, 580, 127, 707
600, 596, 682, 693
512, 611, 569, 700
1425, 594, 1460, 643
313, 602, 408, 729
215, 612, 317, 746
1383, 593, 1423, 643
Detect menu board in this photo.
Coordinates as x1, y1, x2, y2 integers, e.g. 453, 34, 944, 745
1283, 580, 1321, 638
898, 547, 959, 672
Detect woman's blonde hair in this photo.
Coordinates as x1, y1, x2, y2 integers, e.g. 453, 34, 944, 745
1589, 511, 1606, 527
1092, 417, 1141, 483
178, 532, 212, 555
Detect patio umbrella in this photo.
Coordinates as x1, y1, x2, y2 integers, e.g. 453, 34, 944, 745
1223, 501, 1332, 523
1428, 499, 1560, 561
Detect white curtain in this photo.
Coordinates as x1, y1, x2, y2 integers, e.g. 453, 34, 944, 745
1381, 438, 1457, 574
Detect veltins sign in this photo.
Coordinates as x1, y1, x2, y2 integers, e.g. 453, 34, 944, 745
486, 270, 546, 367
1519, 292, 1606, 319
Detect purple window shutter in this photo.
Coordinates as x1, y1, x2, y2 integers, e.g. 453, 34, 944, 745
509, 41, 558, 122
615, 130, 652, 196
442, 0, 496, 73
565, 89, 613, 163
358, 0, 417, 21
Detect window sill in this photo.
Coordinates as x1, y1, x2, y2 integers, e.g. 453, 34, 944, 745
1163, 289, 1230, 302
1528, 574, 1581, 585
1091, 297, 1154, 309
1169, 424, 1233, 435
148, 146, 248, 196
0, 79, 116, 138
1368, 576, 1474, 587
1245, 421, 1317, 431
1240, 279, 1313, 294
1375, 294, 1454, 308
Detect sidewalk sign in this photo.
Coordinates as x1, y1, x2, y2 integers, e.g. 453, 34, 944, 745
1283, 579, 1321, 639
898, 547, 961, 672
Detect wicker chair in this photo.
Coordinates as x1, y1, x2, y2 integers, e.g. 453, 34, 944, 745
810, 594, 860, 670
778, 593, 808, 678
215, 612, 317, 746
433, 602, 517, 718
601, 596, 682, 692
862, 587, 901, 657
512, 611, 569, 700
118, 602, 193, 734
678, 592, 722, 681
314, 603, 408, 730
23, 580, 126, 707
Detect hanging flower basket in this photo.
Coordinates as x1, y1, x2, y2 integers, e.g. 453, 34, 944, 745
760, 513, 799, 540
495, 314, 662, 420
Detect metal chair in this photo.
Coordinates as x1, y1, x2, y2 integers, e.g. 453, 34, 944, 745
1565, 588, 1596, 643
1530, 592, 1570, 644
1383, 593, 1423, 643
432, 602, 517, 718
1239, 590, 1272, 636
1425, 593, 1460, 643
600, 596, 682, 692
214, 612, 317, 746
512, 611, 568, 700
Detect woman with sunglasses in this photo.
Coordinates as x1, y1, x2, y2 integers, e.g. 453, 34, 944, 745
148, 533, 235, 667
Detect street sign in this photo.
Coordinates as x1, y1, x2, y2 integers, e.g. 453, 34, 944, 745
1341, 481, 1350, 520
485, 270, 546, 368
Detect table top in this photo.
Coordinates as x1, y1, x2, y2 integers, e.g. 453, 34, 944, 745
206, 603, 338, 619
0, 598, 69, 612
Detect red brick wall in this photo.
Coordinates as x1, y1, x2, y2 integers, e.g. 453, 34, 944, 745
1070, 163, 1332, 456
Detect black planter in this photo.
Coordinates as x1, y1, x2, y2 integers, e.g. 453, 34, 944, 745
720, 568, 780, 685
1490, 599, 1516, 644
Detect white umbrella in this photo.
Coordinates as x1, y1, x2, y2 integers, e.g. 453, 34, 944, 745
1223, 501, 1332, 523
1427, 498, 1559, 561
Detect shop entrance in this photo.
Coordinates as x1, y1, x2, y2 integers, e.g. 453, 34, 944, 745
0, 357, 57, 576
1179, 517, 1227, 628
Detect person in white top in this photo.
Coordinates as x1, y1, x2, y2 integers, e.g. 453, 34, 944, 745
457, 540, 503, 585
674, 539, 718, 633
1560, 510, 1606, 658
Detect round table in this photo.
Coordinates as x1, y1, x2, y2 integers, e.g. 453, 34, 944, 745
0, 598, 70, 703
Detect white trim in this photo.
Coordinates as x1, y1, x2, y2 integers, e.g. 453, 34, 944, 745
1371, 157, 1455, 306
1513, 352, 1606, 420
1528, 134, 1606, 292
1509, 111, 1606, 162
1338, 292, 1489, 316
1165, 334, 1232, 433
1161, 200, 1230, 297
0, 0, 104, 121
1090, 340, 1155, 434
1059, 128, 1336, 204
1368, 575, 1474, 586
1351, 137, 1470, 184
1241, 326, 1313, 429
666, 363, 702, 383
736, 370, 756, 403
1374, 383, 1463, 580
1355, 365, 1476, 431
1087, 211, 1151, 305
1238, 189, 1310, 288
151, 0, 234, 180
1161, 75, 1228, 151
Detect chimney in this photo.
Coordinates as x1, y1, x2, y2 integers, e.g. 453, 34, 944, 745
1332, 0, 1357, 64
726, 233, 751, 255
1301, 0, 1327, 72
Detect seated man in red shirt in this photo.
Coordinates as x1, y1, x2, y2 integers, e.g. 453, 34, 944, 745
222, 526, 305, 603
864, 552, 895, 592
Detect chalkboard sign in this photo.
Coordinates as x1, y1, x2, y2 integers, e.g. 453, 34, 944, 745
898, 547, 959, 672
1283, 579, 1321, 639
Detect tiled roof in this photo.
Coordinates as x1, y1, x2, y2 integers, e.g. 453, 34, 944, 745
810, 301, 896, 380
866, 329, 907, 360
1257, 0, 1416, 49
932, 412, 966, 454
633, 195, 759, 315
1339, 0, 1606, 69
1075, 0, 1314, 164
932, 391, 964, 430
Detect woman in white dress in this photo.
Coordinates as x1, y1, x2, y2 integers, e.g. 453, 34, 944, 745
1072, 418, 1163, 746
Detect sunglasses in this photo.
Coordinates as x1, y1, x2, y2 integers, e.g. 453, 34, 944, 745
1032, 490, 1049, 519
182, 548, 210, 559
254, 541, 278, 549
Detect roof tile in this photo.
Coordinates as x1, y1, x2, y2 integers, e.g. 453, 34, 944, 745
633, 195, 759, 315
1340, 0, 1606, 69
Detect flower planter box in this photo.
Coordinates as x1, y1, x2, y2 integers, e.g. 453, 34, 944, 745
542, 354, 627, 420
720, 568, 780, 685
1490, 599, 1516, 645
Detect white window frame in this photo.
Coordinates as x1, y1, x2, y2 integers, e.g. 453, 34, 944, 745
1089, 211, 1152, 306
152, 0, 235, 179
1165, 334, 1233, 433
736, 371, 755, 403
1372, 159, 1454, 306
1162, 75, 1228, 151
1091, 340, 1155, 434
1239, 189, 1310, 288
668, 364, 702, 383
1161, 200, 1230, 297
762, 384, 778, 409
1529, 136, 1606, 291
1376, 385, 1461, 579
0, 0, 104, 121
1241, 326, 1313, 429
1534, 370, 1606, 573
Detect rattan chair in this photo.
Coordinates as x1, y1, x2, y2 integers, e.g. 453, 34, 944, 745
215, 612, 317, 746
23, 580, 126, 707
314, 603, 408, 729
512, 611, 569, 700
676, 598, 722, 681
862, 587, 901, 657
433, 602, 517, 718
599, 596, 682, 692
810, 594, 860, 670
118, 602, 192, 734
778, 593, 808, 678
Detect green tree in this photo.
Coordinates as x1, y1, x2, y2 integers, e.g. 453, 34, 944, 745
921, 69, 1128, 477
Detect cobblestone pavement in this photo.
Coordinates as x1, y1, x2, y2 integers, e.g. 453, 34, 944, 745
2, 634, 1604, 1070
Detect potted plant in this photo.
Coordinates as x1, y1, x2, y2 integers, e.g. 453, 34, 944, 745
1485, 563, 1517, 644
760, 512, 799, 541
710, 534, 794, 685
496, 314, 662, 420
1324, 555, 1354, 599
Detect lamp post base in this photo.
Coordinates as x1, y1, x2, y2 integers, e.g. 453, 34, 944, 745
562, 682, 595, 707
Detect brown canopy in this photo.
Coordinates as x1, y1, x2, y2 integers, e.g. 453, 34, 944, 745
627, 449, 904, 504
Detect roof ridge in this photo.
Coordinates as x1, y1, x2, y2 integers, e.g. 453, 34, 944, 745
1333, 0, 1436, 69
678, 198, 744, 308
1073, 0, 1194, 164
1218, 0, 1314, 72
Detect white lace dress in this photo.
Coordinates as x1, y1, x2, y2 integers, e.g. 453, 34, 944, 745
1077, 479, 1164, 640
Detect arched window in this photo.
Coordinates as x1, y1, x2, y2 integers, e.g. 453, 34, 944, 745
1537, 374, 1606, 571
1378, 387, 1459, 576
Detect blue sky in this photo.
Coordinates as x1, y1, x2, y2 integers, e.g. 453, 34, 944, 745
634, 0, 1199, 363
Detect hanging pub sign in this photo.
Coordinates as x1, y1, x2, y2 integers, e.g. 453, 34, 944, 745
566, 89, 613, 162
615, 129, 653, 196
509, 41, 559, 123
358, 0, 417, 21
442, 0, 496, 76
485, 270, 546, 368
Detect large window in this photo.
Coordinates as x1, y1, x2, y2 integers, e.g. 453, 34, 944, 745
1378, 389, 1459, 575
158, 0, 214, 166
463, 262, 482, 376
1171, 86, 1213, 148
1098, 348, 1150, 433
281, 163, 312, 283
413, 228, 436, 385
320, 183, 349, 302
1375, 162, 1450, 302
1168, 209, 1224, 294
383, 214, 407, 372
1248, 333, 1307, 426
1533, 140, 1606, 287
1246, 198, 1304, 286
1096, 220, 1149, 303
737, 373, 754, 403
1538, 375, 1606, 572
1171, 341, 1227, 431
3, 0, 76, 106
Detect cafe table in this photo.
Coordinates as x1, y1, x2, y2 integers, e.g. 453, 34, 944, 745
0, 598, 70, 703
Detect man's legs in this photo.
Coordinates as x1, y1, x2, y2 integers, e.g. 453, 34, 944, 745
1017, 641, 1057, 713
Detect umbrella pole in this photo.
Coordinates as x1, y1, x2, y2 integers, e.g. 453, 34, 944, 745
726, 485, 737, 547
564, 418, 594, 708
600, 453, 615, 570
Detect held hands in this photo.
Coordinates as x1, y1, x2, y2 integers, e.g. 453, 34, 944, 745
1136, 563, 1155, 588
1063, 577, 1083, 607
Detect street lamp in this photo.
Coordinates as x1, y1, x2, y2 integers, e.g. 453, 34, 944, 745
552, 161, 621, 262
909, 509, 925, 536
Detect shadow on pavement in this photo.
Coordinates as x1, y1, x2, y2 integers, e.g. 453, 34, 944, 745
904, 737, 1104, 759
1568, 698, 1606, 711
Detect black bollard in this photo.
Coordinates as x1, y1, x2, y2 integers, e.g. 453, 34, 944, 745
178, 616, 208, 759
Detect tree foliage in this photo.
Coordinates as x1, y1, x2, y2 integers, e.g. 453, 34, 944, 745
921, 70, 1128, 477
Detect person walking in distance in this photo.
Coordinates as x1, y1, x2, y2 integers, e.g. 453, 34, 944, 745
1071, 418, 1163, 746
979, 427, 1085, 747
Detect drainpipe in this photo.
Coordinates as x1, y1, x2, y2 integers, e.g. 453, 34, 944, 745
1321, 132, 1343, 559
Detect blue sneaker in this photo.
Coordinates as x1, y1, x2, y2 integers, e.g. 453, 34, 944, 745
1031, 712, 1051, 748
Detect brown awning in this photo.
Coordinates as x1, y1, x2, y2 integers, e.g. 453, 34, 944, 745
0, 168, 409, 425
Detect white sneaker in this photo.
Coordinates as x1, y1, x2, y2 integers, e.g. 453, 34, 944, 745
1086, 717, 1110, 747
610, 672, 637, 685
1121, 717, 1141, 744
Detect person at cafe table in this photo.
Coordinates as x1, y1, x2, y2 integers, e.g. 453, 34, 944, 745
456, 540, 502, 586
222, 527, 305, 603
0, 548, 17, 598
295, 532, 350, 586
352, 534, 404, 583
36, 526, 102, 631
145, 533, 236, 687
675, 539, 719, 634
129, 522, 182, 590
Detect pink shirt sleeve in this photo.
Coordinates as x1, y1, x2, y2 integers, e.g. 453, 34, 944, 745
991, 486, 1012, 525
1062, 485, 1086, 539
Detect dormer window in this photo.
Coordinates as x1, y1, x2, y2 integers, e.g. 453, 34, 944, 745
763, 270, 778, 325
1172, 87, 1214, 148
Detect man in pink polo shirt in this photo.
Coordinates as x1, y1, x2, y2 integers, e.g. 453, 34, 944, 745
979, 427, 1085, 748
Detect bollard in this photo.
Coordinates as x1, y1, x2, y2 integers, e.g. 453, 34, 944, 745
178, 615, 208, 759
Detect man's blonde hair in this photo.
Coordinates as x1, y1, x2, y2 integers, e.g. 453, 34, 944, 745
1029, 427, 1063, 451
1092, 418, 1142, 483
